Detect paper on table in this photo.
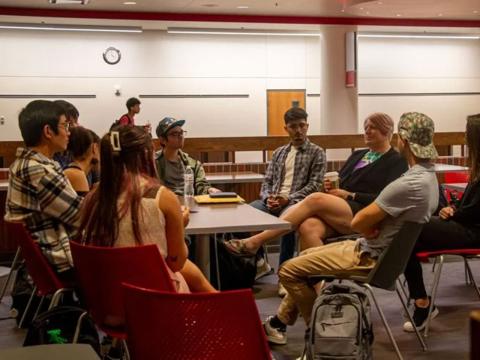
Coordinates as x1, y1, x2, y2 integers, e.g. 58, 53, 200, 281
194, 194, 245, 204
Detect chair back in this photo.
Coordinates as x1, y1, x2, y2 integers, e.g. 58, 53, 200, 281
444, 171, 469, 183
123, 284, 272, 360
366, 221, 423, 290
8, 222, 65, 296
70, 242, 175, 331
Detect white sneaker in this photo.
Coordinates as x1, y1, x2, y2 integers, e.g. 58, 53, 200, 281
263, 316, 287, 345
278, 283, 287, 298
255, 257, 274, 280
403, 305, 439, 332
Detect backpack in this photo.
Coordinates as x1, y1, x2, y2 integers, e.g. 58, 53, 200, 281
305, 281, 374, 360
213, 237, 257, 290
23, 305, 100, 354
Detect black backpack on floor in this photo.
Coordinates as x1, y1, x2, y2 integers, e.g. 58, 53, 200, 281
23, 305, 100, 354
212, 238, 257, 290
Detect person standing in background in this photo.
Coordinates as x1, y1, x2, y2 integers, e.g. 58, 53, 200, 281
118, 97, 141, 126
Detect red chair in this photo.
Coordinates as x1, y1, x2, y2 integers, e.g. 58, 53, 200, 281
123, 283, 272, 360
70, 242, 175, 344
444, 172, 469, 184
8, 222, 74, 328
416, 248, 480, 336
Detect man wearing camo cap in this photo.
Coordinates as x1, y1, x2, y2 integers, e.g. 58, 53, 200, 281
262, 111, 439, 347
397, 111, 438, 160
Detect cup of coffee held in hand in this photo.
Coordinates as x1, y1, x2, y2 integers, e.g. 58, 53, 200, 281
324, 171, 340, 190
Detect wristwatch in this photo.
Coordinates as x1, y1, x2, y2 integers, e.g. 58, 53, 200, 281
346, 193, 355, 201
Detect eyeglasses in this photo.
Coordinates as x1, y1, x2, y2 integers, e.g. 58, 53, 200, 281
168, 130, 187, 138
58, 122, 70, 131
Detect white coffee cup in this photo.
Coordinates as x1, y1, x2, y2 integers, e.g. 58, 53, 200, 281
324, 171, 340, 189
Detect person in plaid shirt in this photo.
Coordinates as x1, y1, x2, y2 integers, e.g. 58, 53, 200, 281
5, 100, 82, 277
228, 107, 326, 277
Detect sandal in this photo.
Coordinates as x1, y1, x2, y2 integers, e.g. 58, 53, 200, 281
223, 239, 257, 256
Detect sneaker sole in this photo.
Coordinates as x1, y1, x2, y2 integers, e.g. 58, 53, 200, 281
263, 324, 287, 345
403, 307, 439, 332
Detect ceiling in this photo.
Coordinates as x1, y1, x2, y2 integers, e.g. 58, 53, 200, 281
0, 0, 479, 30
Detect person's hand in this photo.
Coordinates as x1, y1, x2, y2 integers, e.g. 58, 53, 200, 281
327, 188, 351, 200
208, 187, 222, 194
363, 228, 380, 239
181, 206, 190, 227
439, 206, 455, 220
323, 179, 332, 192
266, 196, 279, 209
267, 195, 288, 212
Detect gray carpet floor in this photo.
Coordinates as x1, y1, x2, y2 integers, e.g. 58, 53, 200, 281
0, 255, 478, 359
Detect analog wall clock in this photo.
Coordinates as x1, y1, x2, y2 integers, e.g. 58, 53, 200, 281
103, 46, 121, 65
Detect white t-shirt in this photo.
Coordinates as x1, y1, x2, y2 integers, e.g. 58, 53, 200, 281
278, 146, 298, 197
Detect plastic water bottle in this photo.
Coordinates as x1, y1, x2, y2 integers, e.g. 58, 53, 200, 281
184, 166, 195, 208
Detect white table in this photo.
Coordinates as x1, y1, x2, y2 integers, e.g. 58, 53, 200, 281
0, 180, 8, 191
434, 164, 468, 173
443, 182, 468, 192
206, 172, 264, 185
0, 344, 100, 359
185, 203, 291, 281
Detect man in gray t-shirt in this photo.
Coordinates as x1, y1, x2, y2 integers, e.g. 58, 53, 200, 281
263, 112, 439, 346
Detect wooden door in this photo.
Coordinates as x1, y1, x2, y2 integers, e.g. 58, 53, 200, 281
267, 90, 306, 136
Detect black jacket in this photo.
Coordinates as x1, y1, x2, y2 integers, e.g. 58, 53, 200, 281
452, 180, 480, 229
339, 147, 409, 207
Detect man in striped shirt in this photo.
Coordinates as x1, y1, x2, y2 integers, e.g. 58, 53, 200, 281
5, 100, 82, 278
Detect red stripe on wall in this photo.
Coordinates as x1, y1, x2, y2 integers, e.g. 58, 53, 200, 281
1, 7, 480, 27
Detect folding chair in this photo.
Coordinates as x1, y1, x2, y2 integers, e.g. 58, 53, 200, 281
416, 248, 480, 336
309, 222, 426, 360
70, 242, 176, 358
9, 222, 74, 328
123, 284, 272, 360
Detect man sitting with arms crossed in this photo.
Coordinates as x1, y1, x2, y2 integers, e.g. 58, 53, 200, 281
263, 112, 439, 345
5, 100, 82, 280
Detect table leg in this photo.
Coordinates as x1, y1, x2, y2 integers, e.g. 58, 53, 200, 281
195, 234, 210, 280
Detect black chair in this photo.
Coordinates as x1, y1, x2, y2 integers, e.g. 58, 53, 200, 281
309, 221, 426, 360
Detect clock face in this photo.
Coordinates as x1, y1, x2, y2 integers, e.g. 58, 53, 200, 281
103, 47, 121, 65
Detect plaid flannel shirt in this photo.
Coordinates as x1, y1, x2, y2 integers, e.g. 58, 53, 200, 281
261, 139, 326, 204
5, 148, 82, 273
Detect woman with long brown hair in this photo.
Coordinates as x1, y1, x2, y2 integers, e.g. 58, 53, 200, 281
403, 113, 480, 333
80, 125, 214, 293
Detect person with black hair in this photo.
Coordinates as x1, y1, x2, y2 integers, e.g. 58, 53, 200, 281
118, 97, 141, 126
53, 99, 80, 128
64, 126, 100, 196
5, 100, 82, 277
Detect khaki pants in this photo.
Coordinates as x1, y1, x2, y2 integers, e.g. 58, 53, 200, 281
277, 240, 375, 326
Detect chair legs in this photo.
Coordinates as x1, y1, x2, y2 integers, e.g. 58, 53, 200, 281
363, 284, 403, 360
464, 257, 480, 300
18, 285, 37, 328
73, 311, 88, 343
0, 247, 21, 303
395, 280, 427, 351
425, 255, 444, 337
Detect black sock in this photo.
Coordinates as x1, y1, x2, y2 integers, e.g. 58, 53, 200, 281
270, 315, 287, 331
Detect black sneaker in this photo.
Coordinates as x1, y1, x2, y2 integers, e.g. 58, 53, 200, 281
403, 304, 439, 332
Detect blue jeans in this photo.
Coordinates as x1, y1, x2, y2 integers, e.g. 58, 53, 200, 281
249, 199, 296, 267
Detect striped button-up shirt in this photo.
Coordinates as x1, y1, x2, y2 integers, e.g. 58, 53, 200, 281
261, 139, 326, 204
5, 148, 82, 273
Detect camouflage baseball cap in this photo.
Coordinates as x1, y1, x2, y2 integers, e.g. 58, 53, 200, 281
398, 112, 438, 159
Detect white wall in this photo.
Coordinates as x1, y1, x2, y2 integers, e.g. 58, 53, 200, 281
357, 37, 480, 132
0, 30, 322, 143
